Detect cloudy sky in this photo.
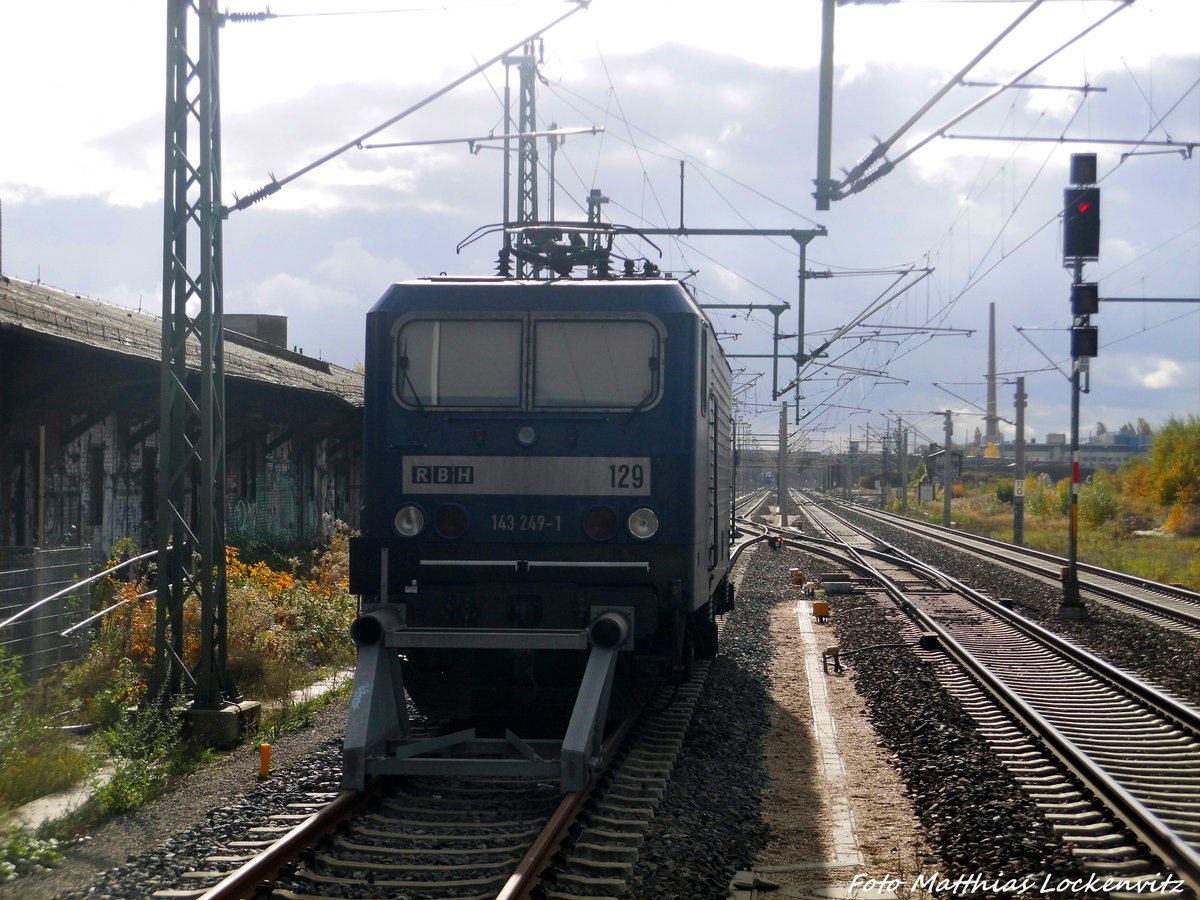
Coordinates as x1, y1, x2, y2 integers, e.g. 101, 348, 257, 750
2, 0, 1197, 453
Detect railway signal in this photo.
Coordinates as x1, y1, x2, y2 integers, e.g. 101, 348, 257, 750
1071, 282, 1099, 316
1063, 187, 1101, 260
1061, 153, 1100, 616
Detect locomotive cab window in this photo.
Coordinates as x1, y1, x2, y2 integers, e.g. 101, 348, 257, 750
533, 319, 661, 409
395, 319, 522, 408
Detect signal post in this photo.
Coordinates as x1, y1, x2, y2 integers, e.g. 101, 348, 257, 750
1061, 154, 1100, 616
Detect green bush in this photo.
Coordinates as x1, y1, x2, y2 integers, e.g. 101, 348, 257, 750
994, 478, 1014, 504
93, 700, 189, 815
1024, 475, 1060, 517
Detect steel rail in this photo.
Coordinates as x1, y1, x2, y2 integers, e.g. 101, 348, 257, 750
196, 787, 372, 900
496, 790, 590, 900
900, 588, 1200, 893
876, 496, 1200, 598
496, 714, 638, 900
866, 543, 1200, 733
198, 716, 640, 900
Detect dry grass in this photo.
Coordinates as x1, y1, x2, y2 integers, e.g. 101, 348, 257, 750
903, 487, 1200, 590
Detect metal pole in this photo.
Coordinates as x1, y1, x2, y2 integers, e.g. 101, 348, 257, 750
881, 424, 888, 509
156, 0, 230, 705
771, 308, 781, 400
37, 425, 45, 547
732, 418, 738, 510
899, 422, 908, 514
986, 302, 998, 444
778, 404, 788, 527
1014, 377, 1026, 545
1063, 363, 1084, 610
547, 124, 557, 221
943, 411, 953, 527
844, 427, 851, 502
1063, 261, 1085, 612
679, 160, 685, 229
795, 241, 807, 413
814, 0, 835, 210
502, 70, 511, 255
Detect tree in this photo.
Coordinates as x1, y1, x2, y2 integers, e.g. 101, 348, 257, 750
1119, 422, 1136, 436
1148, 416, 1200, 507
1137, 417, 1154, 437
1095, 421, 1107, 436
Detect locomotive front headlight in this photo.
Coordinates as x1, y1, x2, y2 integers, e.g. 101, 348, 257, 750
627, 507, 659, 540
393, 505, 425, 537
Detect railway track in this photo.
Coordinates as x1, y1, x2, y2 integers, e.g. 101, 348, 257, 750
785, 498, 1200, 893
813, 491, 1200, 635
157, 667, 710, 899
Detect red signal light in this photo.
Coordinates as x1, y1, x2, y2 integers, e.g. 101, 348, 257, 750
1063, 187, 1100, 260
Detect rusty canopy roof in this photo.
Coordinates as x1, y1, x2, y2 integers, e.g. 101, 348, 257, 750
0, 275, 363, 408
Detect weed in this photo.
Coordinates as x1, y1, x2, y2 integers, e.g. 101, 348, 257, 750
0, 829, 62, 883
256, 677, 351, 743
91, 701, 183, 814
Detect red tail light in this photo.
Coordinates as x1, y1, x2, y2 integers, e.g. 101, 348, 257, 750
434, 504, 470, 539
583, 505, 618, 541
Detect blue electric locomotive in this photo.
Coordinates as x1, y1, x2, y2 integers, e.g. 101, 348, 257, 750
345, 269, 733, 790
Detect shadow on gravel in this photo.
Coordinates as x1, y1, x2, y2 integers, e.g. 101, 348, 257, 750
627, 547, 825, 898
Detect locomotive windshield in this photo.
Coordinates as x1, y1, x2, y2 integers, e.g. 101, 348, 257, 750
396, 319, 522, 407
393, 315, 661, 411
533, 320, 658, 408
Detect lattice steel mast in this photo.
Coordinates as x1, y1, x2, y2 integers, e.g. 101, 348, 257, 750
154, 0, 229, 707
509, 41, 541, 277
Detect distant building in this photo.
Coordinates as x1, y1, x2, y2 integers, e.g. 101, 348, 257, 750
998, 431, 1151, 469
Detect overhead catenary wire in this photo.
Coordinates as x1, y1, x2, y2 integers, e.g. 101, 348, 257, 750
225, 1, 590, 214
834, 0, 1135, 199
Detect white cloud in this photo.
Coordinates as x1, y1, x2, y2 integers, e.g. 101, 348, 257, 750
1133, 358, 1184, 389
315, 238, 417, 288
99, 283, 159, 315
250, 273, 331, 314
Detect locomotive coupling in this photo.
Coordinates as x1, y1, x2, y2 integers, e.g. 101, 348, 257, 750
350, 606, 404, 647
589, 610, 632, 649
